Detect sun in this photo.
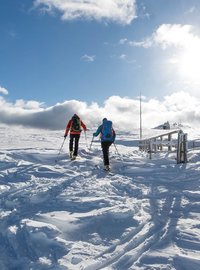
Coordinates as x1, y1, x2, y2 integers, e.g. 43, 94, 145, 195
178, 46, 200, 81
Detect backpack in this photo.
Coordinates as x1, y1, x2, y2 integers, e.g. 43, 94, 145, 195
71, 116, 81, 132
101, 120, 114, 142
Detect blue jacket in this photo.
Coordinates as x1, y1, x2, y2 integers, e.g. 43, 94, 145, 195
93, 119, 116, 142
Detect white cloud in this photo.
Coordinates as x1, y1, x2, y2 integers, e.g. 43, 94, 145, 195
119, 54, 127, 61
117, 53, 136, 64
119, 38, 128, 45
0, 92, 200, 130
14, 99, 44, 110
120, 24, 200, 86
185, 6, 196, 14
119, 36, 153, 48
34, 0, 137, 25
81, 54, 96, 62
149, 25, 200, 83
8, 31, 17, 39
121, 24, 200, 49
151, 24, 200, 49
0, 86, 8, 95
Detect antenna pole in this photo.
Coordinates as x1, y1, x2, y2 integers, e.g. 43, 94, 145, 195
140, 92, 142, 140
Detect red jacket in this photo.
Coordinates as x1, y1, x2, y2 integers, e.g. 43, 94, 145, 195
64, 118, 87, 136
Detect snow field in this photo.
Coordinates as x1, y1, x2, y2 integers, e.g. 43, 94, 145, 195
0, 125, 200, 269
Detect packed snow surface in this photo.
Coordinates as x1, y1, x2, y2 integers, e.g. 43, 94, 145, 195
0, 124, 200, 270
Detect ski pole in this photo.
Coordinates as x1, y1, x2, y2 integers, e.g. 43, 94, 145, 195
84, 130, 89, 149
113, 142, 120, 156
89, 136, 95, 151
113, 142, 124, 162
55, 137, 66, 163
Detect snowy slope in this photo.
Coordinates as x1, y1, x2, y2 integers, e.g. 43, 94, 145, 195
0, 124, 200, 270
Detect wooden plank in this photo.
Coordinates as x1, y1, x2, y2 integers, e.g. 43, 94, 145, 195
139, 129, 180, 141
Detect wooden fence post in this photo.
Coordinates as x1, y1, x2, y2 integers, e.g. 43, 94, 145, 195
168, 133, 172, 151
177, 131, 188, 163
183, 133, 188, 163
149, 140, 152, 159
160, 136, 163, 151
177, 131, 181, 163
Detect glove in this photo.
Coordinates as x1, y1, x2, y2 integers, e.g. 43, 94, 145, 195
93, 133, 96, 137
64, 135, 67, 138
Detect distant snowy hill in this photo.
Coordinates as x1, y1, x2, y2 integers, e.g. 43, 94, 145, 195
0, 124, 200, 270
154, 121, 191, 130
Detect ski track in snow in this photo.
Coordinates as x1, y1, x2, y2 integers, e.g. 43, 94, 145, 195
0, 126, 200, 270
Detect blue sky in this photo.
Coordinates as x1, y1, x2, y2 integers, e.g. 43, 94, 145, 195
1, 0, 200, 106
1, 0, 200, 130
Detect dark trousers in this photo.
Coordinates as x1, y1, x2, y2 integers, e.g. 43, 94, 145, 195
69, 134, 80, 156
101, 141, 113, 166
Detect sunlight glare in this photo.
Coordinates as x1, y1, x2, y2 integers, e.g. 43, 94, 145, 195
178, 46, 200, 81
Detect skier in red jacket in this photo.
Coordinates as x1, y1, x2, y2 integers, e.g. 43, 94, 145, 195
64, 114, 87, 160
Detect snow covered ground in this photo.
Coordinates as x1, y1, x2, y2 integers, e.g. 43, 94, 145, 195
0, 124, 200, 270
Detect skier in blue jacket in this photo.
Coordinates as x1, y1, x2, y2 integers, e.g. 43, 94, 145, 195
93, 118, 116, 171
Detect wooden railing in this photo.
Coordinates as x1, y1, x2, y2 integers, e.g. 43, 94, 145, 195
139, 129, 188, 163
192, 139, 200, 149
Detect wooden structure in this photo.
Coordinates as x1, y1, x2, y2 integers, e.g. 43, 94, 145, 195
139, 129, 188, 163
192, 139, 200, 149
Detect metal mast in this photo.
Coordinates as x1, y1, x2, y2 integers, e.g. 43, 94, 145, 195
140, 92, 142, 140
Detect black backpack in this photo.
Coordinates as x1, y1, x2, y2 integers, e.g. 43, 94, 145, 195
71, 116, 81, 132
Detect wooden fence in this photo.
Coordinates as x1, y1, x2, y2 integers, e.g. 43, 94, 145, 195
139, 129, 188, 163
192, 139, 200, 149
